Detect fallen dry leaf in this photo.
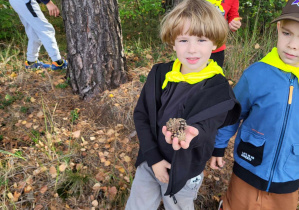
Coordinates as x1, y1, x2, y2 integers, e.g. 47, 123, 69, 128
118, 167, 125, 173
145, 54, 153, 59
124, 176, 130, 183
213, 176, 220, 181
49, 166, 57, 178
76, 163, 83, 171
7, 192, 13, 200
59, 163, 67, 172
17, 181, 26, 190
24, 185, 32, 193
95, 171, 105, 182
98, 138, 106, 143
124, 156, 131, 163
104, 161, 111, 166
13, 191, 21, 201
108, 186, 118, 200
10, 72, 17, 78
72, 130, 81, 138
34, 204, 43, 210
25, 122, 33, 128
40, 185, 47, 194
106, 129, 115, 136
37, 111, 43, 118
92, 200, 99, 207
30, 97, 36, 103
92, 183, 101, 191
213, 195, 220, 202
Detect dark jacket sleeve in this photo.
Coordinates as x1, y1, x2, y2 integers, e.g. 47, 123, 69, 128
190, 112, 228, 149
185, 75, 241, 151
37, 0, 50, 5
133, 66, 164, 167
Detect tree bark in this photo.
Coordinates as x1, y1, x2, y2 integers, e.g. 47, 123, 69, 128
61, 0, 127, 99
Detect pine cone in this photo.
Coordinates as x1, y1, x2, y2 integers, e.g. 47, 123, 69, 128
166, 118, 187, 142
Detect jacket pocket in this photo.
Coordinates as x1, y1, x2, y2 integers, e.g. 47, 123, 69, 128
26, 0, 38, 17
283, 144, 299, 178
237, 127, 266, 166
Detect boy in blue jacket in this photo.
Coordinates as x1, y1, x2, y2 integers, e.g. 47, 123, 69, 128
210, 0, 299, 209
125, 0, 241, 209
9, 0, 67, 70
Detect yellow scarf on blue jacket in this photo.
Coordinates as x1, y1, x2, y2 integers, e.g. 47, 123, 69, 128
260, 47, 299, 78
162, 58, 224, 89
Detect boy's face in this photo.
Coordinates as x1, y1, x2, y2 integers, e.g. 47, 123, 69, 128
173, 20, 217, 74
277, 20, 299, 67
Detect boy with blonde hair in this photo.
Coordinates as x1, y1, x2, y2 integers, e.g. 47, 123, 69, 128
125, 0, 241, 209
210, 1, 299, 209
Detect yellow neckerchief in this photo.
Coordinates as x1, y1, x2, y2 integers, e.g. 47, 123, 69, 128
205, 0, 224, 13
260, 47, 299, 78
162, 58, 225, 89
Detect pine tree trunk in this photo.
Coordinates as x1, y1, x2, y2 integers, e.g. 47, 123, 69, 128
61, 0, 127, 99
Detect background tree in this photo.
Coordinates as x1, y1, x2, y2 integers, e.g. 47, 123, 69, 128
61, 0, 127, 99
162, 0, 182, 11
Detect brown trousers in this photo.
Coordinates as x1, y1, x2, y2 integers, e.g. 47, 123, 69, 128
223, 173, 298, 210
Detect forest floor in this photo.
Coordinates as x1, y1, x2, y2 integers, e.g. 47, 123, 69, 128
1, 53, 297, 210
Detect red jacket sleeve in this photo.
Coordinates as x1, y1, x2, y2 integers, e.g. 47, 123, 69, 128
225, 0, 240, 23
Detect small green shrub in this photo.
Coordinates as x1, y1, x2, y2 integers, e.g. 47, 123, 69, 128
31, 129, 41, 144
0, 0, 23, 40
239, 0, 285, 32
57, 170, 94, 200
119, 0, 164, 44
139, 75, 147, 83
70, 109, 79, 124
55, 82, 68, 89
20, 106, 29, 113
55, 78, 70, 89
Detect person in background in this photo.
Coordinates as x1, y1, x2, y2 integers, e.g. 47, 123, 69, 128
210, 0, 299, 209
125, 0, 241, 209
206, 0, 242, 67
9, 0, 67, 70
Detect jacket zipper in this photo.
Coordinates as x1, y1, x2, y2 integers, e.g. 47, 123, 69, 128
168, 152, 177, 204
266, 75, 294, 191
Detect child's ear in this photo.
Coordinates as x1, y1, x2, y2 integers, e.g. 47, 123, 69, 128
173, 45, 176, 51
212, 45, 217, 51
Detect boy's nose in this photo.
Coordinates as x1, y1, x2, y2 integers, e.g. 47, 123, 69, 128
288, 38, 299, 50
188, 43, 197, 53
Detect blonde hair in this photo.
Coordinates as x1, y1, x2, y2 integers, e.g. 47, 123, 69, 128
160, 0, 229, 48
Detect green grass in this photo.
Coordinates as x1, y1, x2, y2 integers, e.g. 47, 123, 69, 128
224, 24, 277, 81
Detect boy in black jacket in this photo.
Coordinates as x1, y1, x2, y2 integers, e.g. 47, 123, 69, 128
125, 0, 241, 209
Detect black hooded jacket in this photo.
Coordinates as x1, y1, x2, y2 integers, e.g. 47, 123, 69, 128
134, 61, 241, 196
37, 0, 50, 5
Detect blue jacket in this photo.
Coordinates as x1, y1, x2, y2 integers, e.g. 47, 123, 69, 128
213, 61, 299, 194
